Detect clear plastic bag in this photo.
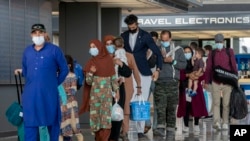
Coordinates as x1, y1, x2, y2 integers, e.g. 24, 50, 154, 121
111, 101, 124, 121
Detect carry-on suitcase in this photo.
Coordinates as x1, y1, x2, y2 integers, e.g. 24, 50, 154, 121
5, 72, 24, 141
5, 72, 50, 141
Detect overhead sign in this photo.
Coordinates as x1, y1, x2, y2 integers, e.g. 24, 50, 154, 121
121, 13, 250, 30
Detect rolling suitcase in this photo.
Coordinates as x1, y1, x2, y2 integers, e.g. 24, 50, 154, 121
5, 72, 24, 141
5, 72, 50, 141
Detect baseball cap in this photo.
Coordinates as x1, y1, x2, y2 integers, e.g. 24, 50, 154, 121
214, 33, 224, 42
31, 24, 46, 33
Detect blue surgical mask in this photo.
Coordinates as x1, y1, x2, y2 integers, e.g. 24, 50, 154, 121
161, 41, 170, 48
184, 53, 192, 60
215, 43, 224, 50
106, 45, 115, 54
89, 47, 99, 56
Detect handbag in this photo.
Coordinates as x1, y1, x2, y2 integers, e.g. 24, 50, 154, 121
212, 48, 238, 87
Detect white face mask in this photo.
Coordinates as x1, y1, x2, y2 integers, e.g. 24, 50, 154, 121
32, 36, 45, 46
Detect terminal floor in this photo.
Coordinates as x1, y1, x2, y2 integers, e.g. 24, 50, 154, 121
1, 115, 250, 141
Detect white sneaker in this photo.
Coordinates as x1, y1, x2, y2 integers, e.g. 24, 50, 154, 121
183, 126, 189, 132
222, 123, 228, 130
194, 125, 200, 133
213, 122, 221, 130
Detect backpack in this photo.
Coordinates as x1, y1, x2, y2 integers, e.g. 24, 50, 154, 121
74, 60, 84, 90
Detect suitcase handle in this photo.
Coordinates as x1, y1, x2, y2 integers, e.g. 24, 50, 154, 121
14, 72, 22, 104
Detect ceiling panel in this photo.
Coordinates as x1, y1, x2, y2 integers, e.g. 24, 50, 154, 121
171, 30, 250, 39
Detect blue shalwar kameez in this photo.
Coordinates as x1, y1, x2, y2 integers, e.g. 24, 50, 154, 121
21, 42, 69, 141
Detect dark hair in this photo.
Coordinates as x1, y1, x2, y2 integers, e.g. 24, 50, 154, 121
150, 31, 158, 39
190, 42, 198, 49
204, 45, 212, 51
65, 55, 74, 73
113, 37, 124, 48
124, 14, 138, 25
160, 30, 172, 39
196, 48, 204, 56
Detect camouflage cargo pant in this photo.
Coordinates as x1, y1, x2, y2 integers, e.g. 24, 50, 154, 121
154, 80, 179, 129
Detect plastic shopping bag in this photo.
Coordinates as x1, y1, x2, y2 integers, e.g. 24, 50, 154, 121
203, 89, 212, 114
130, 95, 150, 121
111, 101, 124, 121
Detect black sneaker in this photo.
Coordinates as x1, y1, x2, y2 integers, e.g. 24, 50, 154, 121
138, 133, 147, 139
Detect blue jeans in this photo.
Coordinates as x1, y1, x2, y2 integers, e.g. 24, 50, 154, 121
145, 81, 157, 130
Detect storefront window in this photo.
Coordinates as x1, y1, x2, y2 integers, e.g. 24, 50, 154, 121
239, 38, 250, 54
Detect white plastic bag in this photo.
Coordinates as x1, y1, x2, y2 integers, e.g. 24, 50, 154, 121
111, 101, 124, 121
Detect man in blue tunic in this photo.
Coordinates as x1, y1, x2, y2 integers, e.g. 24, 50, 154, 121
15, 24, 69, 141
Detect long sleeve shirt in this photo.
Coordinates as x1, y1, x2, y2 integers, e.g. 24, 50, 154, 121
21, 42, 68, 126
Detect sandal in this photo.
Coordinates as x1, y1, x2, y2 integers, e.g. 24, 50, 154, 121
144, 126, 151, 134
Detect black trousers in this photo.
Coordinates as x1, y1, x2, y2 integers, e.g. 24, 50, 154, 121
109, 83, 126, 141
183, 102, 200, 127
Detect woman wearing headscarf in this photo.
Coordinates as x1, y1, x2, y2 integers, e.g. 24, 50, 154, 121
103, 35, 141, 141
177, 46, 208, 134
79, 39, 120, 141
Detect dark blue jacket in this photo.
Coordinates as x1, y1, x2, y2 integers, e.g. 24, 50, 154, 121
121, 28, 162, 76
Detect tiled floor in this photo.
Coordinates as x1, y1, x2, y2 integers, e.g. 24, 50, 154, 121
1, 113, 250, 141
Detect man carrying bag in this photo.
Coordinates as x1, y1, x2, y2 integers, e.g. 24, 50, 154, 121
204, 33, 238, 131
